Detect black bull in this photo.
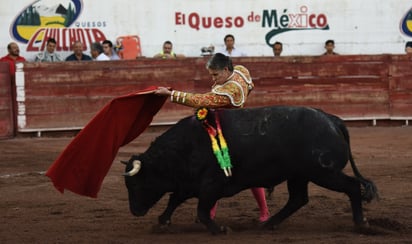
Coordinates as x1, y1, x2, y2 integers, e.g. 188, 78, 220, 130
123, 105, 378, 234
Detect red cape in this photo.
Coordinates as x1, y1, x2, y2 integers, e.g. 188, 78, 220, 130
46, 86, 167, 198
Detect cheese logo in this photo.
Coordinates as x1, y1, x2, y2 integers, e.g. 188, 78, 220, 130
11, 0, 107, 52
400, 7, 412, 37
11, 0, 81, 43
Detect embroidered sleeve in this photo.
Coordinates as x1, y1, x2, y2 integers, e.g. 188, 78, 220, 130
170, 90, 234, 108
212, 81, 245, 107
170, 65, 253, 109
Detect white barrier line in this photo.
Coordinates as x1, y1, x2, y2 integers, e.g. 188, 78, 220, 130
0, 171, 46, 179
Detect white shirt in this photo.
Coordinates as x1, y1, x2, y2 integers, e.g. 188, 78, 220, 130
219, 47, 247, 57
96, 53, 110, 61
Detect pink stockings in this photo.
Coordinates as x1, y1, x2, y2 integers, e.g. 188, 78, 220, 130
209, 187, 269, 222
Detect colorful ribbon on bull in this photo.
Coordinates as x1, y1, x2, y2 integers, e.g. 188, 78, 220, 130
195, 108, 232, 177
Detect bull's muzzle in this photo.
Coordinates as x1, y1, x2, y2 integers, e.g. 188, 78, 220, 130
123, 160, 141, 176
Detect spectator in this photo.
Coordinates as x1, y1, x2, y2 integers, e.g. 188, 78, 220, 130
405, 41, 412, 55
35, 38, 63, 62
272, 41, 283, 57
65, 41, 93, 61
90, 42, 109, 61
322, 39, 338, 55
153, 40, 185, 59
219, 34, 246, 57
0, 42, 26, 75
102, 40, 120, 60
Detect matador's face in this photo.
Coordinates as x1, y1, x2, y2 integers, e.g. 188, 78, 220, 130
208, 67, 231, 85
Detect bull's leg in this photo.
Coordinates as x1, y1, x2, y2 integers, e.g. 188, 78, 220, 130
310, 172, 367, 227
197, 197, 226, 235
264, 179, 309, 228
158, 193, 189, 225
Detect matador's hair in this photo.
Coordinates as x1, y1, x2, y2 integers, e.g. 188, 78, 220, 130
206, 53, 234, 72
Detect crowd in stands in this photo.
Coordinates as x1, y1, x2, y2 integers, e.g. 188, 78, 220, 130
1, 36, 411, 77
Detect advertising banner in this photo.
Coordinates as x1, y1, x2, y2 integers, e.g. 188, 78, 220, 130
1, 0, 412, 60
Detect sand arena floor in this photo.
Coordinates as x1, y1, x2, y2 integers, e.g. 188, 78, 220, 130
0, 126, 411, 243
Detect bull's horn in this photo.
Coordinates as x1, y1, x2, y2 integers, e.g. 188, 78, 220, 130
123, 160, 141, 176
120, 160, 128, 165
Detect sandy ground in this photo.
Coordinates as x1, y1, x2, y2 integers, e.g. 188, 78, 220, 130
0, 126, 411, 243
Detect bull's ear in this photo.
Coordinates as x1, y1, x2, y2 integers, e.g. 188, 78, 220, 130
120, 160, 128, 165
123, 160, 142, 176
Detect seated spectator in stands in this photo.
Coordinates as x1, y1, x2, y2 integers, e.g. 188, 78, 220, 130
322, 39, 339, 55
35, 38, 63, 62
102, 40, 120, 60
153, 40, 185, 59
90, 42, 109, 61
65, 41, 93, 61
219, 34, 247, 57
272, 41, 283, 57
405, 41, 412, 55
0, 42, 26, 75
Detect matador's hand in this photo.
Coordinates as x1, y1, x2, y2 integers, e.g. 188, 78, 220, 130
154, 86, 172, 96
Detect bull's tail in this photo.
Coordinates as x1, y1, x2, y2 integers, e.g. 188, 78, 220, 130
335, 118, 379, 203
348, 153, 379, 202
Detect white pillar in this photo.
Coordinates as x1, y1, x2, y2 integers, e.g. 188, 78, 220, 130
15, 62, 26, 130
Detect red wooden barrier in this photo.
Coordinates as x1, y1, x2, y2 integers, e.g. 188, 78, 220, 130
0, 63, 13, 138
389, 55, 412, 118
241, 55, 391, 119
10, 55, 412, 135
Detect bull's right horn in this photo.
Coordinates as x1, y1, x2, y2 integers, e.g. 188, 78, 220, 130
123, 160, 141, 176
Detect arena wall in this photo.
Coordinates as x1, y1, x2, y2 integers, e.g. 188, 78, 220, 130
1, 54, 412, 138
0, 63, 14, 138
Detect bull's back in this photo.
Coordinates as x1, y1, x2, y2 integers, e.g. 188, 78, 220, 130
218, 106, 349, 178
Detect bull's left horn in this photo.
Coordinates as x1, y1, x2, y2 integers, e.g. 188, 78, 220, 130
123, 160, 141, 176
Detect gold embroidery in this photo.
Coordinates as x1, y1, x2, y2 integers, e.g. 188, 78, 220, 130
171, 65, 254, 108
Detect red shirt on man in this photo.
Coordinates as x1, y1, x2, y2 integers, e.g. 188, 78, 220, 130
1, 42, 26, 75
0, 54, 26, 74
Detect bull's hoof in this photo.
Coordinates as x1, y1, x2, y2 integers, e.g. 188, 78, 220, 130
211, 225, 232, 235
158, 218, 171, 226
356, 218, 370, 229
354, 218, 379, 235
151, 223, 176, 234
151, 224, 181, 234
260, 222, 277, 231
